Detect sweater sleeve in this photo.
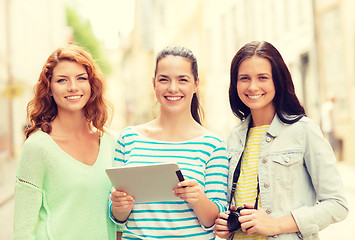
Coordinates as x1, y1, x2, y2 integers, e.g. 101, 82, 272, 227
198, 138, 228, 231
113, 129, 127, 167
13, 133, 46, 240
109, 130, 127, 228
205, 139, 229, 213
291, 120, 348, 237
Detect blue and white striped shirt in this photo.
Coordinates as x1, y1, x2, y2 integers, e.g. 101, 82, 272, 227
111, 127, 229, 239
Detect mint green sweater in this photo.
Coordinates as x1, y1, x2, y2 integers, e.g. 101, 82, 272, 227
13, 131, 116, 240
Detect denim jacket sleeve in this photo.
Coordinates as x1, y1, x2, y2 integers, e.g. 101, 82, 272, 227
291, 118, 348, 237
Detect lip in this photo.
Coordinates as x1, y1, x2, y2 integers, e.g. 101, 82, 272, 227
65, 95, 82, 101
247, 94, 264, 99
165, 96, 183, 101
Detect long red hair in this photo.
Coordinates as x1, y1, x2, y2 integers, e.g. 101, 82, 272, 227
25, 44, 111, 138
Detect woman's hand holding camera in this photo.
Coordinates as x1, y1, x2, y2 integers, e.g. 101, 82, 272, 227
215, 204, 278, 237
238, 203, 278, 236
239, 204, 299, 236
214, 206, 235, 239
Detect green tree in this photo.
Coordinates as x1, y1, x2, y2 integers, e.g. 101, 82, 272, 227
65, 6, 111, 74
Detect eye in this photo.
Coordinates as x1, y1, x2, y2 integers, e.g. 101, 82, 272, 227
179, 78, 188, 82
158, 78, 168, 82
259, 75, 270, 81
57, 78, 66, 83
238, 76, 249, 82
78, 77, 88, 81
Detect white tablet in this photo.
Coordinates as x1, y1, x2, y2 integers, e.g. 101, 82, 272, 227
106, 162, 184, 203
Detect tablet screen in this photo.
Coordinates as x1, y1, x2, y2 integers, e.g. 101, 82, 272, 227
106, 163, 184, 203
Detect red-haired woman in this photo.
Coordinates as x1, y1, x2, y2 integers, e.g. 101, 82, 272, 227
13, 45, 118, 240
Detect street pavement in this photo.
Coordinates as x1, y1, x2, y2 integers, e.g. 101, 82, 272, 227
1, 160, 354, 240
0, 159, 16, 240
317, 162, 355, 240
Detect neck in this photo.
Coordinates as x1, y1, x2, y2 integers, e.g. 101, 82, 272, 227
139, 110, 205, 142
158, 111, 199, 131
51, 110, 91, 136
251, 110, 275, 127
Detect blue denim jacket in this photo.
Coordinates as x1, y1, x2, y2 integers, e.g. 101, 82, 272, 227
227, 115, 348, 240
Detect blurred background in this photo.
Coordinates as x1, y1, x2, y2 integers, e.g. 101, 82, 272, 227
1, 0, 354, 239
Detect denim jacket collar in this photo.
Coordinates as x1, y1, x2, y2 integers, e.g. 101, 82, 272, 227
239, 114, 285, 139
267, 114, 285, 137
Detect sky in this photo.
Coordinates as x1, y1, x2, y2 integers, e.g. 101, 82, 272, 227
65, 0, 135, 49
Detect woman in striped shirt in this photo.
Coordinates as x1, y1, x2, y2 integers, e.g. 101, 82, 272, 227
110, 46, 229, 239
214, 41, 347, 240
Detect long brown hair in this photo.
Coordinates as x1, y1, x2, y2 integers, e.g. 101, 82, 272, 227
154, 46, 203, 124
25, 44, 111, 138
229, 41, 305, 123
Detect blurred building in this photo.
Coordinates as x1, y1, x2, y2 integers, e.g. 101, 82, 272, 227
118, 0, 355, 162
0, 0, 67, 176
117, 0, 317, 136
313, 0, 355, 163
116, 0, 207, 127
202, 0, 319, 137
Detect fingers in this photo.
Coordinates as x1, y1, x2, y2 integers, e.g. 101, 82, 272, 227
173, 185, 199, 195
214, 214, 232, 238
173, 187, 202, 201
239, 205, 257, 217
238, 208, 270, 235
243, 203, 255, 209
240, 221, 255, 234
173, 188, 200, 201
218, 212, 229, 220
215, 215, 228, 228
111, 189, 135, 211
173, 184, 204, 204
111, 196, 134, 207
111, 189, 132, 200
173, 179, 201, 196
177, 179, 198, 188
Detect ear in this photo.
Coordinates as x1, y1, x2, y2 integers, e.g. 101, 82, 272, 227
152, 77, 156, 88
194, 78, 200, 93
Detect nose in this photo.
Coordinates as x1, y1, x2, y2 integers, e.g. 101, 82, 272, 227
248, 79, 258, 91
168, 81, 178, 93
68, 79, 78, 92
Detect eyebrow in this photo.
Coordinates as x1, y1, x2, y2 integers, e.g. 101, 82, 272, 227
157, 74, 169, 78
258, 73, 271, 76
238, 73, 271, 77
178, 75, 191, 79
157, 74, 191, 79
55, 72, 88, 78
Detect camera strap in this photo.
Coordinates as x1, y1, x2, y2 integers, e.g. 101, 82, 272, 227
228, 122, 260, 210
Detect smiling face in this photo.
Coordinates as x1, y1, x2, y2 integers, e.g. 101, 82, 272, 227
237, 56, 275, 117
50, 60, 91, 114
153, 55, 198, 116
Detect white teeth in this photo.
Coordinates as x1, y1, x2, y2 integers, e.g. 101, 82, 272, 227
248, 94, 262, 99
66, 95, 81, 100
166, 96, 181, 101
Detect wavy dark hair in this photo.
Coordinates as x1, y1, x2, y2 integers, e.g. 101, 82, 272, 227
229, 41, 305, 124
154, 46, 203, 125
25, 44, 111, 138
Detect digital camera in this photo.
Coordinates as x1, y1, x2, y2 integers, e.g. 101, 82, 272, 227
227, 206, 247, 232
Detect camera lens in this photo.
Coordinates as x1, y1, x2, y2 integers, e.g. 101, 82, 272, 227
227, 207, 245, 232
227, 211, 241, 232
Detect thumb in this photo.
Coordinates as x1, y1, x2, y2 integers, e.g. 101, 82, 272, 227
230, 205, 237, 211
243, 203, 255, 209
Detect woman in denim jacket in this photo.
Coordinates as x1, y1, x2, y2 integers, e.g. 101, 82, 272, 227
214, 41, 348, 240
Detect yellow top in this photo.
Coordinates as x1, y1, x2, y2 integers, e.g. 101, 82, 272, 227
233, 125, 269, 240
